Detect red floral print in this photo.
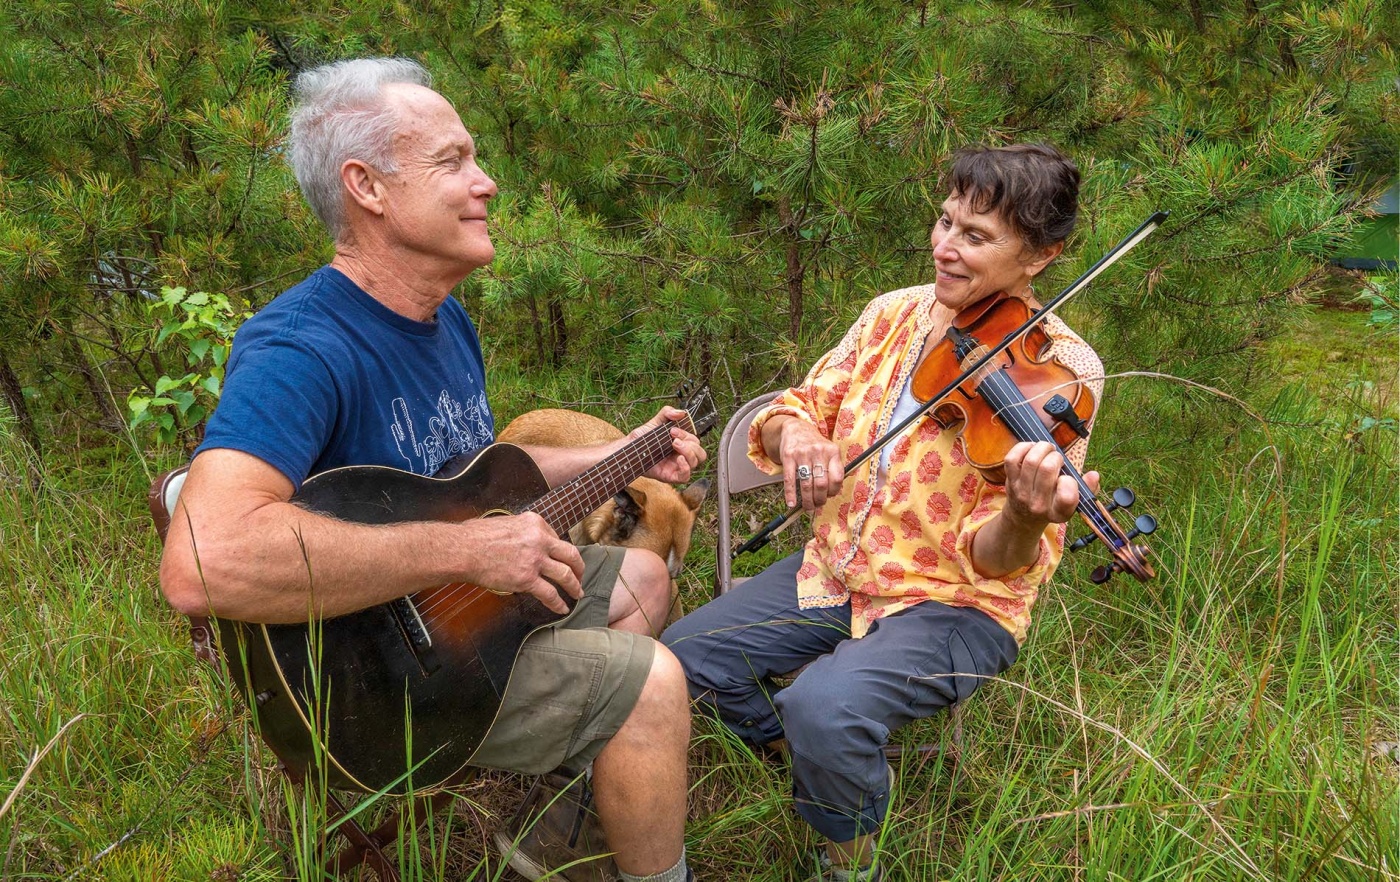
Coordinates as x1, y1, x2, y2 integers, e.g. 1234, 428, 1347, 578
925, 492, 952, 523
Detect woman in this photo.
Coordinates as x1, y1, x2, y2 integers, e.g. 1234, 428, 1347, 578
662, 143, 1103, 881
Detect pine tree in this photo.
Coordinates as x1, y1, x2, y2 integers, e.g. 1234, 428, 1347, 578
0, 0, 319, 452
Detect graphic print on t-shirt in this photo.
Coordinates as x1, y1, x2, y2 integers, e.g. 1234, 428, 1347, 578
390, 389, 494, 476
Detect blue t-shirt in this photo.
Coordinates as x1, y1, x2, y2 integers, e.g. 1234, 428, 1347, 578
197, 266, 495, 490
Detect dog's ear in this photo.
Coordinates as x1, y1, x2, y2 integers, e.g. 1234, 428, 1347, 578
680, 478, 710, 512
610, 486, 646, 541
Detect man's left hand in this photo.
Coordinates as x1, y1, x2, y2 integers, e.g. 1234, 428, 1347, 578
630, 406, 707, 484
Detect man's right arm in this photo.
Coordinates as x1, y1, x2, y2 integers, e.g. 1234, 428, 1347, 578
159, 448, 583, 624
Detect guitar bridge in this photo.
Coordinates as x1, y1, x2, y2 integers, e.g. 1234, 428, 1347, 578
390, 596, 441, 675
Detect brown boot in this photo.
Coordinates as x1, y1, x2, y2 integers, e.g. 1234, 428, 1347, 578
493, 771, 619, 882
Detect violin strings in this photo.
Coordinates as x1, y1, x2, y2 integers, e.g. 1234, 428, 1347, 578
973, 362, 1124, 550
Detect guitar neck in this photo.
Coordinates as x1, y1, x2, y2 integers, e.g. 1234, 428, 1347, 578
529, 418, 690, 536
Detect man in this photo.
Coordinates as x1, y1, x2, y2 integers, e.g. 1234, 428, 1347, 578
160, 57, 701, 882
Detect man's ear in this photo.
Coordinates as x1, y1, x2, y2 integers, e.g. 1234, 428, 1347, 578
341, 159, 386, 216
1025, 240, 1064, 277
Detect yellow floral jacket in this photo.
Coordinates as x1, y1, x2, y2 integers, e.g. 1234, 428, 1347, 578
748, 285, 1104, 643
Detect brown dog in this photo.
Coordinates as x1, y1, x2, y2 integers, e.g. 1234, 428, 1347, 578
496, 409, 710, 588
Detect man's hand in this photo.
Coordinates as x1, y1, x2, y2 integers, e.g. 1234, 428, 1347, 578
775, 417, 845, 512
631, 406, 707, 484
463, 512, 585, 615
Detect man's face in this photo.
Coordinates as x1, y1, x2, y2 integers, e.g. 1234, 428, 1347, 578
374, 84, 498, 280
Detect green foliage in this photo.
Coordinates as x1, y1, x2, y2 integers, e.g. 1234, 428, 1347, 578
4, 0, 1396, 437
1, 3, 1397, 878
0, 0, 322, 452
126, 286, 246, 445
1362, 270, 1397, 332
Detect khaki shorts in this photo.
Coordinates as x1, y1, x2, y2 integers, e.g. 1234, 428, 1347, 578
470, 545, 655, 775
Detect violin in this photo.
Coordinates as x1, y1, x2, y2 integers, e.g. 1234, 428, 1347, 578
912, 293, 1156, 584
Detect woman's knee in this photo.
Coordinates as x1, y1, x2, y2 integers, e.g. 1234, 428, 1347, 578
778, 671, 884, 758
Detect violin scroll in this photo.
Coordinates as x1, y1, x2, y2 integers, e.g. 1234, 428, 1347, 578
1070, 486, 1157, 583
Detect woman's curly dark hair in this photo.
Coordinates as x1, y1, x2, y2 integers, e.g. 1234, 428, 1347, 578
945, 143, 1080, 252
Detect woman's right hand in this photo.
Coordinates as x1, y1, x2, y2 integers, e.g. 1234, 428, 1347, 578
774, 417, 845, 511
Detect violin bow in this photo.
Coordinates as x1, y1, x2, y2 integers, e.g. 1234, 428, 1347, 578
732, 210, 1169, 560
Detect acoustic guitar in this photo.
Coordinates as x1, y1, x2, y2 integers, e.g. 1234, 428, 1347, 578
215, 387, 717, 794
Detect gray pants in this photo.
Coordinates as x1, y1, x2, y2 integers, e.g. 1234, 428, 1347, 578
662, 552, 1019, 842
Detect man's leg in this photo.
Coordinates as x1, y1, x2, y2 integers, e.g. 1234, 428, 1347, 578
479, 545, 687, 881
607, 548, 672, 637
592, 645, 690, 876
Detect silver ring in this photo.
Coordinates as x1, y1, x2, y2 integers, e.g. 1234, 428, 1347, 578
813, 464, 825, 478
796, 464, 812, 481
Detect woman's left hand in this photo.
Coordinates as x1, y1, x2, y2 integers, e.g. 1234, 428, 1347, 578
1002, 441, 1098, 528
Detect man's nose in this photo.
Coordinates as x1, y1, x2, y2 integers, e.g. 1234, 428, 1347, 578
474, 169, 498, 198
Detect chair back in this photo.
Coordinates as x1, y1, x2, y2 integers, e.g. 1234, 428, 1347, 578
147, 465, 220, 669
148, 466, 190, 543
714, 391, 787, 597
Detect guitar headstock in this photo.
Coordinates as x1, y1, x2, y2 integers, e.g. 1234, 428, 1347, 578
677, 381, 719, 438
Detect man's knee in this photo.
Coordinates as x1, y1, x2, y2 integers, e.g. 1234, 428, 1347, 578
621, 547, 671, 605
622, 547, 670, 591
623, 643, 690, 740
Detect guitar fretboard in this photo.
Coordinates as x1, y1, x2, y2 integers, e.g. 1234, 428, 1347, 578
528, 418, 691, 535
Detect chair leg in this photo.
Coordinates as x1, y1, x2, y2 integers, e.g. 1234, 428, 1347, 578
277, 759, 454, 881
949, 701, 964, 764
323, 791, 455, 881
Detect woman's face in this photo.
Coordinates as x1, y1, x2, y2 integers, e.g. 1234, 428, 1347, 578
930, 191, 1061, 312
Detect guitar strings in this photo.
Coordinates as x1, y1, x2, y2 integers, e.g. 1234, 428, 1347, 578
412, 420, 690, 627
412, 434, 672, 625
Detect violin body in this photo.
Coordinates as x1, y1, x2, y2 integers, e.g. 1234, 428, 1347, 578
911, 294, 1095, 484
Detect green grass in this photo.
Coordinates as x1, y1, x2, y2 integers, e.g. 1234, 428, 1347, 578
1, 306, 1395, 880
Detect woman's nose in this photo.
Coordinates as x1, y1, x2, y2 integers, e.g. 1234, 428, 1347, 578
932, 232, 955, 261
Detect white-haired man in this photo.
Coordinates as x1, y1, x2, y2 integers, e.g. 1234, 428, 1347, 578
160, 58, 700, 882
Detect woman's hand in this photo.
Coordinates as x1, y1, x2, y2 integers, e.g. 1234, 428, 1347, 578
773, 416, 845, 511
970, 441, 1097, 578
1001, 441, 1098, 528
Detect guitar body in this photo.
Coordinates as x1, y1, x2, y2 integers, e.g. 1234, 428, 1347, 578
217, 443, 568, 793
